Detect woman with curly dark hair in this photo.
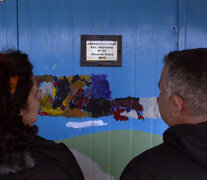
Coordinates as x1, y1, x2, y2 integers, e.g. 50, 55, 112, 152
0, 50, 84, 180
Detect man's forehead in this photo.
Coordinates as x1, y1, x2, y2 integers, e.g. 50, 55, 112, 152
158, 65, 168, 88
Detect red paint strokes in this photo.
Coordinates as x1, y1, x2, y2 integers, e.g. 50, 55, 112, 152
61, 106, 66, 111
38, 112, 48, 116
84, 96, 88, 104
111, 97, 144, 121
53, 81, 58, 88
76, 100, 83, 109
70, 88, 87, 109
112, 108, 129, 121
76, 88, 85, 96
138, 115, 144, 120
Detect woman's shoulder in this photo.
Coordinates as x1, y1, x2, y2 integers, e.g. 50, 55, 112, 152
25, 134, 75, 159
11, 134, 84, 180
31, 135, 84, 179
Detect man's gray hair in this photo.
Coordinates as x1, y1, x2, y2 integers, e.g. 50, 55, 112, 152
163, 48, 207, 116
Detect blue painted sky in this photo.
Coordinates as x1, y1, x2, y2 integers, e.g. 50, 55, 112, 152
36, 115, 167, 141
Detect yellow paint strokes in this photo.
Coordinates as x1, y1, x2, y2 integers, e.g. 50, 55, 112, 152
40, 94, 48, 106
40, 97, 52, 109
59, 76, 64, 80
71, 80, 86, 94
40, 94, 51, 107
52, 87, 56, 98
86, 86, 92, 96
67, 76, 73, 83
80, 75, 90, 82
42, 106, 66, 116
62, 94, 72, 108
48, 96, 54, 104
38, 75, 94, 117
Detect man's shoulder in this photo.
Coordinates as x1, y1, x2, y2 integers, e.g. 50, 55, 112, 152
134, 141, 176, 161
126, 143, 170, 168
120, 142, 177, 180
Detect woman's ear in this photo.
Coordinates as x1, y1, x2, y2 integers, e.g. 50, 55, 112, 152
20, 108, 27, 116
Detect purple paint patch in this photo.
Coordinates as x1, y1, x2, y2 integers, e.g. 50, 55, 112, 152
54, 76, 58, 82
90, 74, 111, 100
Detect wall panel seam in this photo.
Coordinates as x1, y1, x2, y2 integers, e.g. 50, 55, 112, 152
16, 0, 19, 50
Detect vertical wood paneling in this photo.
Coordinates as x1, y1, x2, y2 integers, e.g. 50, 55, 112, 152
90, 1, 116, 177
133, 0, 177, 160
73, 0, 96, 75
109, 1, 138, 178
184, 0, 207, 48
18, 0, 54, 75
74, 1, 96, 177
178, 0, 187, 50
0, 0, 17, 50
18, 0, 75, 76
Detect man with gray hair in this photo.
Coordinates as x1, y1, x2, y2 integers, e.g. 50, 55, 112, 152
120, 48, 207, 180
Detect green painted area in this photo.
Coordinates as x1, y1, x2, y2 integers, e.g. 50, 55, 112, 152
58, 130, 162, 180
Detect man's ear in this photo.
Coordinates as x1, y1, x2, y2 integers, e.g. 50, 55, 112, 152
169, 93, 185, 115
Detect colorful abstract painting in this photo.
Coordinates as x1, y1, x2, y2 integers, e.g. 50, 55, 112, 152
37, 74, 146, 121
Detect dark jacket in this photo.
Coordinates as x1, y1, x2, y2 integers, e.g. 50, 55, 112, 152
120, 122, 207, 180
0, 131, 84, 180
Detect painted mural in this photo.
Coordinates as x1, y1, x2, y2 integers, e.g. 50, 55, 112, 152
37, 74, 160, 129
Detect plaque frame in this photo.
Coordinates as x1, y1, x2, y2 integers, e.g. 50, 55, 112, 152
81, 35, 122, 67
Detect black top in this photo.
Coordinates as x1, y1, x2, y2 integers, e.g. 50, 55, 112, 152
120, 122, 207, 180
0, 130, 84, 180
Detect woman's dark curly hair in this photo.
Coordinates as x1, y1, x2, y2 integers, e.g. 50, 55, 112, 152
0, 54, 10, 119
0, 50, 38, 152
0, 55, 12, 151
5, 50, 34, 115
